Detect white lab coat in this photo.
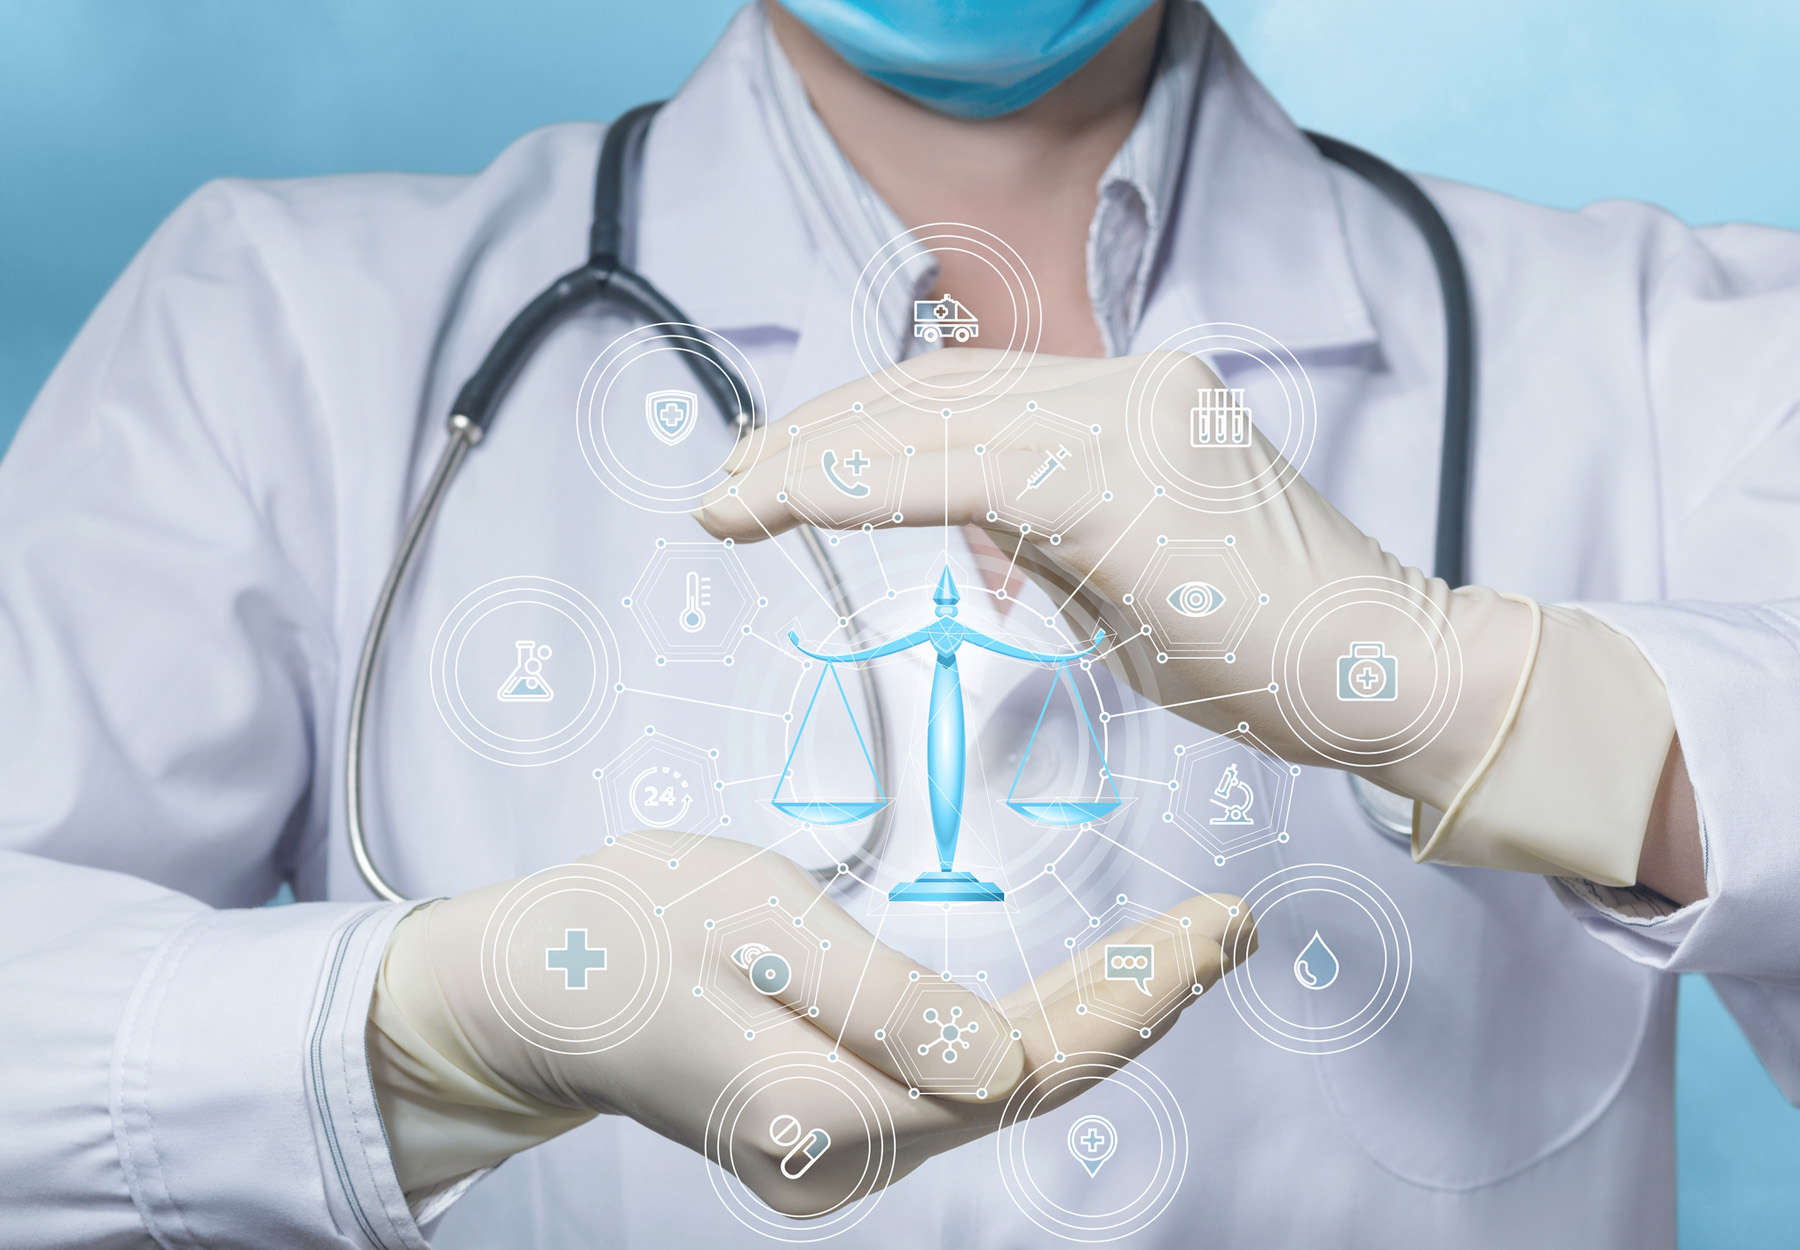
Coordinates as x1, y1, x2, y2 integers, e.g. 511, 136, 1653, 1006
5, 6, 1800, 1248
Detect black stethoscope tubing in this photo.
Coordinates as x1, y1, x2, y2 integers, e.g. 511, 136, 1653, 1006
345, 101, 1474, 901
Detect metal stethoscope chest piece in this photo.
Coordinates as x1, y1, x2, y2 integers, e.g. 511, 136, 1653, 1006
771, 569, 1122, 903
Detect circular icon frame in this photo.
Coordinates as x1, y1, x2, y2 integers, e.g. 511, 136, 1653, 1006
1221, 863, 1412, 1055
429, 575, 620, 766
478, 861, 672, 1055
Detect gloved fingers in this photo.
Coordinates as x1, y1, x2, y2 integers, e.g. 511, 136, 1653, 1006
767, 892, 1027, 1105
721, 350, 1139, 478
993, 893, 1256, 1115
696, 447, 1089, 544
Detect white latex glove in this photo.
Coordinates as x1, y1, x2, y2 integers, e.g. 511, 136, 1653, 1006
696, 350, 1674, 885
369, 834, 1254, 1216
696, 350, 1530, 809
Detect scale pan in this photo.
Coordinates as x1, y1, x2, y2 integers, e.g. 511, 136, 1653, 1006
1005, 799, 1122, 826
771, 799, 890, 826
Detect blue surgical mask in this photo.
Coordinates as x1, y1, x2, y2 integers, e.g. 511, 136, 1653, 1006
778, 0, 1161, 119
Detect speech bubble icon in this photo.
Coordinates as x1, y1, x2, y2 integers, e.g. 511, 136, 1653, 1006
1104, 944, 1154, 996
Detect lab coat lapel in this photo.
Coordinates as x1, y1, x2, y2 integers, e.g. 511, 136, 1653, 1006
1146, 26, 1380, 358
632, 7, 819, 338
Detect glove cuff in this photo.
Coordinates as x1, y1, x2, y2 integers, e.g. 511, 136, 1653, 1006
367, 901, 594, 1197
1412, 599, 1674, 885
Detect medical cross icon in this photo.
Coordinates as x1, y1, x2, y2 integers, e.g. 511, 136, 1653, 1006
842, 449, 870, 476
546, 929, 608, 989
1080, 1126, 1106, 1154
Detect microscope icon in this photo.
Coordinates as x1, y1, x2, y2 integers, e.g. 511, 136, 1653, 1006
1207, 763, 1255, 827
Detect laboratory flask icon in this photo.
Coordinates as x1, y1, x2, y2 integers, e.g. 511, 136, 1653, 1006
1067, 1114, 1118, 1177
1294, 931, 1339, 990
772, 569, 1120, 903
497, 640, 554, 702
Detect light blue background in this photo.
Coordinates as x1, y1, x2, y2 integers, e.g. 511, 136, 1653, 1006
3, 2, 1796, 1242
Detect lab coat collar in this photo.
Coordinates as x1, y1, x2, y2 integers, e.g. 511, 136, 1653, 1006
1150, 24, 1379, 355
633, 5, 820, 334
635, 5, 1379, 363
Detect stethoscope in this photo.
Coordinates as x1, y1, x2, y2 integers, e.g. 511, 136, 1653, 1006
346, 101, 1473, 902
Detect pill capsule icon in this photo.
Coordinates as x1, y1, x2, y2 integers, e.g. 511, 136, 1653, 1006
769, 1114, 831, 1179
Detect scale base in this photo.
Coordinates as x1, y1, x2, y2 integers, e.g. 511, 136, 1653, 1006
888, 870, 1005, 903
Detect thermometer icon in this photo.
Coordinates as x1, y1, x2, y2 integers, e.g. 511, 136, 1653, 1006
679, 570, 708, 634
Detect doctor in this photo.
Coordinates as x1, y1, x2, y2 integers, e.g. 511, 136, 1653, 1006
4, 1, 1800, 1248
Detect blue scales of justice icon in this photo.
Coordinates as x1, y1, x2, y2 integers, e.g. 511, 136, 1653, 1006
770, 569, 1122, 903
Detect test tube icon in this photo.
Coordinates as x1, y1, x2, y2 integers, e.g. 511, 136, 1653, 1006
1191, 387, 1251, 448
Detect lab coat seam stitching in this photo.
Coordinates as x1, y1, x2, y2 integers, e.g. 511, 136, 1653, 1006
112, 911, 219, 1250
309, 907, 402, 1250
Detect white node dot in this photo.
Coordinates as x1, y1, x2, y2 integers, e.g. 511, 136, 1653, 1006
1102, 490, 1113, 501
851, 403, 862, 412
875, 1029, 886, 1040
789, 424, 800, 434
977, 1089, 988, 1099
693, 986, 703, 996
1238, 721, 1249, 731
808, 1006, 819, 1017
1229, 906, 1240, 916
1278, 832, 1290, 842
1181, 916, 1191, 927
909, 1088, 921, 1099
1026, 401, 1037, 410
1140, 1027, 1152, 1038
1011, 1030, 1022, 1040
745, 1030, 754, 1039
1054, 1052, 1066, 1062
1076, 1004, 1087, 1015
909, 970, 920, 981
1224, 652, 1235, 663
776, 491, 787, 502
1193, 984, 1204, 995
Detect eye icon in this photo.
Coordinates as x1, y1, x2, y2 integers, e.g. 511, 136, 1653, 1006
1167, 581, 1227, 618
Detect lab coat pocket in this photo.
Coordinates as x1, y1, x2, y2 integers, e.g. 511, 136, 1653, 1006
1294, 826, 1657, 1190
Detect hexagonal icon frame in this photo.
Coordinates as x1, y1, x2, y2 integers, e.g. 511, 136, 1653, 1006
1126, 538, 1263, 660
1069, 897, 1205, 1033
1163, 725, 1299, 862
696, 901, 827, 1036
782, 409, 910, 530
593, 728, 727, 864
979, 405, 1107, 537
878, 974, 1015, 1097
624, 539, 762, 664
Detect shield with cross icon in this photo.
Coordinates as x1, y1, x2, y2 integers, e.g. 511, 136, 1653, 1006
645, 388, 698, 446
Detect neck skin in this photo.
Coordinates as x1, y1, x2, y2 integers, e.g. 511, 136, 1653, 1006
767, 2, 1164, 600
766, 0, 1165, 359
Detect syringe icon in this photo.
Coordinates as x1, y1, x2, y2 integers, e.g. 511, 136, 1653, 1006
1018, 445, 1072, 498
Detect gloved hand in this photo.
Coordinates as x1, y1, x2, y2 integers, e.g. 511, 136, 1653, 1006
695, 350, 1675, 887
369, 833, 1254, 1216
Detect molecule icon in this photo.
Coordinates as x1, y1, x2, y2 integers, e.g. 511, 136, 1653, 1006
918, 1005, 978, 1063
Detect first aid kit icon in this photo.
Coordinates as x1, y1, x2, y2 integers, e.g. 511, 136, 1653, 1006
1338, 642, 1398, 701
